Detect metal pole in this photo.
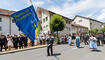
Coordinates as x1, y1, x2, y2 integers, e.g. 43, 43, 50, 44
9, 16, 11, 35
29, 0, 33, 5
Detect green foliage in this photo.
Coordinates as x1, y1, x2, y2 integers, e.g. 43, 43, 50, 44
50, 14, 66, 33
88, 28, 99, 35
104, 25, 105, 27
50, 14, 65, 44
88, 29, 93, 35
93, 28, 99, 34
102, 25, 105, 33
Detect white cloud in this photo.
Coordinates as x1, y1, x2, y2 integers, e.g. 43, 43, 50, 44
97, 9, 105, 21
48, 0, 105, 19
25, 0, 45, 7
87, 11, 98, 17
33, 1, 44, 7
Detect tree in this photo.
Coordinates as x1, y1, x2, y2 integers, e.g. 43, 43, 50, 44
88, 28, 99, 35
93, 28, 99, 34
50, 14, 65, 44
88, 29, 94, 35
102, 25, 105, 33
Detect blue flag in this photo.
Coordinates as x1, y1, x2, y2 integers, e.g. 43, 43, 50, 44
11, 5, 39, 41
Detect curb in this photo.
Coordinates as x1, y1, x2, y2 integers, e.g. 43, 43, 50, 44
0, 45, 47, 55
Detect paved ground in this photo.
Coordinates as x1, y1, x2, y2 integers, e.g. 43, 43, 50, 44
0, 45, 47, 55
0, 43, 105, 60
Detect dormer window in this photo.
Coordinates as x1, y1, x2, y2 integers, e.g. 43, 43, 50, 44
0, 18, 2, 22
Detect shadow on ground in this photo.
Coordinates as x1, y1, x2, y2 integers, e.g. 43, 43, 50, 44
52, 53, 61, 60
53, 53, 61, 56
78, 46, 84, 48
91, 49, 102, 52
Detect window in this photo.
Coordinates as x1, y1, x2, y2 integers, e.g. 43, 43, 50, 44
0, 26, 2, 31
79, 20, 82, 22
66, 21, 68, 24
43, 18, 45, 23
46, 25, 48, 27
46, 17, 48, 21
73, 22, 76, 24
69, 27, 70, 31
90, 23, 92, 25
0, 18, 1, 22
46, 25, 48, 30
68, 21, 70, 24
0, 11, 2, 13
44, 26, 45, 28
18, 29, 20, 31
100, 25, 102, 27
12, 19, 15, 23
43, 10, 46, 14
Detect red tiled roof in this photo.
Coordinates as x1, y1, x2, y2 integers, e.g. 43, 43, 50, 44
0, 8, 15, 16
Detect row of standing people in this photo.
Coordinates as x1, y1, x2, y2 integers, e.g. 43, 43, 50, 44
0, 34, 28, 51
37, 34, 54, 45
61, 33, 105, 50
0, 33, 55, 52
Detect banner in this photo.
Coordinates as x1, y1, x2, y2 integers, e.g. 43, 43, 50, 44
11, 5, 40, 41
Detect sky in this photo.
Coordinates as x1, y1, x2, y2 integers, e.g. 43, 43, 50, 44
0, 0, 105, 22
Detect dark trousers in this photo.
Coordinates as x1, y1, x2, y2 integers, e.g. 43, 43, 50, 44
101, 40, 105, 44
47, 45, 53, 56
31, 41, 34, 46
19, 41, 23, 49
84, 40, 88, 45
13, 42, 18, 49
43, 39, 45, 45
0, 43, 7, 51
97, 40, 101, 46
24, 41, 27, 48
40, 40, 42, 45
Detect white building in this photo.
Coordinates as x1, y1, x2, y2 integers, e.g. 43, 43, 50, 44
72, 15, 103, 32
0, 8, 20, 35
36, 7, 89, 36
36, 7, 72, 36
71, 24, 88, 34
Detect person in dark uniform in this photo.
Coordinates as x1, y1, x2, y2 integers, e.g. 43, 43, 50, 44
97, 34, 103, 46
18, 34, 23, 49
103, 33, 105, 44
46, 34, 54, 56
80, 34, 84, 42
83, 35, 89, 45
0, 34, 7, 51
12, 34, 19, 49
23, 35, 28, 48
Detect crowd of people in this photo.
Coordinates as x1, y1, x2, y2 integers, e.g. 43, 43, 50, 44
0, 34, 29, 51
60, 33, 105, 50
0, 33, 55, 52
0, 32, 105, 52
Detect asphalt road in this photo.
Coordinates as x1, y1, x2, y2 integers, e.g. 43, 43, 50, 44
0, 44, 105, 60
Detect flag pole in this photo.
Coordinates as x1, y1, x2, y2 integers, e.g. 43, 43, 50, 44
29, 0, 33, 5
29, 0, 37, 9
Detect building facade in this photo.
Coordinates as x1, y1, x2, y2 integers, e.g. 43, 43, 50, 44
71, 24, 88, 34
36, 7, 90, 36
72, 15, 103, 32
0, 8, 20, 35
0, 8, 103, 36
36, 7, 72, 36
